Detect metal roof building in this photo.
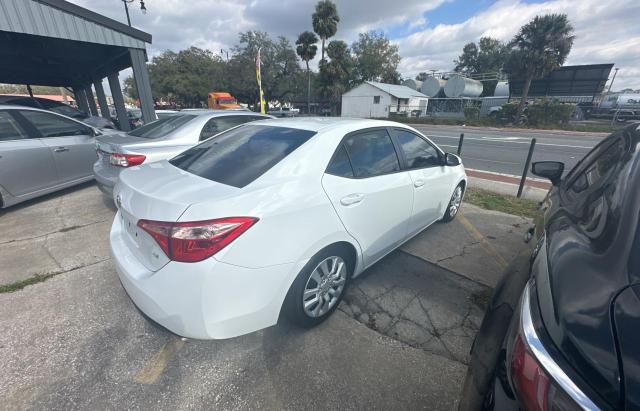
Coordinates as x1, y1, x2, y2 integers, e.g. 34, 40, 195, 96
0, 0, 155, 130
341, 81, 428, 118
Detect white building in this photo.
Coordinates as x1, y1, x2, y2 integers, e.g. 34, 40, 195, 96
341, 81, 428, 118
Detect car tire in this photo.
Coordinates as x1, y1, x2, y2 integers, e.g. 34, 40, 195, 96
283, 246, 352, 328
442, 183, 465, 223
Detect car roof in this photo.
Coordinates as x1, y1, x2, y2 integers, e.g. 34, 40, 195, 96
0, 104, 50, 111
248, 117, 415, 132
178, 110, 272, 118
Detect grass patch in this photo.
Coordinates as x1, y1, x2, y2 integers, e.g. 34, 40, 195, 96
0, 272, 60, 293
465, 187, 540, 219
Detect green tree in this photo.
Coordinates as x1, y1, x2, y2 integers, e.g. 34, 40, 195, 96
454, 37, 507, 96
312, 0, 340, 61
296, 31, 318, 113
317, 40, 354, 114
351, 31, 401, 84
225, 31, 303, 109
127, 48, 226, 107
504, 14, 574, 122
415, 72, 429, 81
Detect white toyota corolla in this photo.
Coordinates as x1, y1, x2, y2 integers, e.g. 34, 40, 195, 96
110, 118, 466, 339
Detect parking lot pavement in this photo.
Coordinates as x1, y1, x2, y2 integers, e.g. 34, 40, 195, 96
0, 183, 530, 409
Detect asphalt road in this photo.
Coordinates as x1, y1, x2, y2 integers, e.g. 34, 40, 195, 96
414, 125, 607, 176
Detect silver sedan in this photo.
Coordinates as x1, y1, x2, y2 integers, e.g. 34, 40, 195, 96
93, 110, 271, 197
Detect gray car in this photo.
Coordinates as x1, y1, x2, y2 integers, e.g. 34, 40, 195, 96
93, 110, 271, 197
0, 105, 103, 208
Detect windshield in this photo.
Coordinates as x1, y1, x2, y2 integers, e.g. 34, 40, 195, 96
218, 98, 237, 104
127, 114, 196, 139
170, 124, 315, 187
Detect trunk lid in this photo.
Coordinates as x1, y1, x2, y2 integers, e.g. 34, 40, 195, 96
96, 132, 155, 154
114, 160, 240, 271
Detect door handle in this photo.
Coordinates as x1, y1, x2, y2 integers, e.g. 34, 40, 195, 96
413, 179, 425, 188
54, 147, 69, 153
340, 193, 364, 206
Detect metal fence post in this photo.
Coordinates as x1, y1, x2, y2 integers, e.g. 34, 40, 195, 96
517, 138, 537, 198
457, 133, 464, 156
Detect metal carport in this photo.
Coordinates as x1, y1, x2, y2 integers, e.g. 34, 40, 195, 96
0, 0, 155, 131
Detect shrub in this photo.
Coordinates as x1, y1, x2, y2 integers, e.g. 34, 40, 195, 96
500, 99, 574, 125
464, 106, 480, 120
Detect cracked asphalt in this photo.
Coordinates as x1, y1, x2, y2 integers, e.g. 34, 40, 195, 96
0, 182, 531, 409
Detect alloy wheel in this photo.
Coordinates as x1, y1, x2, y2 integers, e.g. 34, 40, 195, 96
449, 186, 463, 217
302, 256, 347, 318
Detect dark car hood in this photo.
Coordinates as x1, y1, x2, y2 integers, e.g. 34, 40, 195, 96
534, 131, 640, 408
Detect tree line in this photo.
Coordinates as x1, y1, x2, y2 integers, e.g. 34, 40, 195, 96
125, 0, 401, 113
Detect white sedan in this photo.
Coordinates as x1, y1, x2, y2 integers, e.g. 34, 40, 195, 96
110, 118, 467, 339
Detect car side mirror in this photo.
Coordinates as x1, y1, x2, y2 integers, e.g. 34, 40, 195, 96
531, 161, 564, 186
445, 152, 461, 166
90, 127, 102, 137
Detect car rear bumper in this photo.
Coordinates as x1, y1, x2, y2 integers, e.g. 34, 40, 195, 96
93, 161, 119, 198
109, 211, 296, 339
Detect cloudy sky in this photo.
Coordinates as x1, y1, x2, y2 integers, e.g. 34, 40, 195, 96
75, 0, 640, 90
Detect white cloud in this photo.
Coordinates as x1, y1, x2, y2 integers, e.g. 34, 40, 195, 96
73, 0, 640, 90
398, 0, 640, 90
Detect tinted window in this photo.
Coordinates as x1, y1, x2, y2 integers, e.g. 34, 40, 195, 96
200, 115, 265, 141
128, 114, 195, 139
395, 130, 441, 169
568, 137, 625, 194
36, 99, 85, 119
170, 125, 315, 188
326, 145, 354, 178
19, 110, 89, 137
343, 129, 400, 177
0, 112, 28, 141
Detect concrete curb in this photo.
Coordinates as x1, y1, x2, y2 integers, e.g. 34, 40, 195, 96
465, 169, 549, 202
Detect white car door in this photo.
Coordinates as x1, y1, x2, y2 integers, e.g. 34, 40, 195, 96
322, 128, 414, 268
391, 128, 454, 237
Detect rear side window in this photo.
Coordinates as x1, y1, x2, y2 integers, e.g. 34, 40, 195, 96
170, 125, 315, 188
343, 129, 400, 177
326, 145, 354, 178
19, 110, 90, 137
128, 114, 195, 139
395, 129, 441, 169
0, 111, 28, 141
200, 115, 266, 141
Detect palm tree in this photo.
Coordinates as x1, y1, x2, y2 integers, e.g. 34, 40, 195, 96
296, 31, 318, 114
312, 0, 340, 61
505, 14, 574, 123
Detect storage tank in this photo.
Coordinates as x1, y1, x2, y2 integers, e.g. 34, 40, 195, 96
444, 74, 483, 98
493, 81, 509, 97
402, 79, 423, 91
420, 77, 447, 97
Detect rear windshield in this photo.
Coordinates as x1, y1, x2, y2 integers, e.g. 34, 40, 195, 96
128, 114, 195, 138
169, 124, 315, 188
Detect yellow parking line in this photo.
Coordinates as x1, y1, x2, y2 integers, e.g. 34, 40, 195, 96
458, 214, 508, 268
133, 337, 185, 385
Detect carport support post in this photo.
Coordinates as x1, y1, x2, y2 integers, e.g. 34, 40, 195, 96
85, 85, 99, 116
73, 87, 91, 116
129, 48, 156, 123
517, 138, 536, 198
93, 79, 110, 119
108, 73, 131, 132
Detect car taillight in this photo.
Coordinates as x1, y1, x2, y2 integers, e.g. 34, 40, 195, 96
137, 217, 258, 263
508, 284, 593, 411
109, 153, 146, 167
